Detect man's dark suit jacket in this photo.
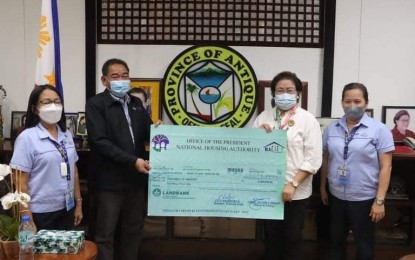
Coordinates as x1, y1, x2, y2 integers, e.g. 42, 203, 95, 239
86, 90, 152, 191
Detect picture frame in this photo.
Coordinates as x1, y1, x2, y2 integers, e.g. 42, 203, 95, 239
258, 80, 308, 113
75, 112, 87, 136
316, 117, 340, 134
65, 112, 78, 137
130, 78, 162, 122
382, 106, 415, 141
365, 108, 374, 118
10, 111, 27, 140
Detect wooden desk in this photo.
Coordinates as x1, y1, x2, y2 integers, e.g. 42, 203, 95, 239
35, 241, 97, 260
3, 241, 97, 260
391, 151, 415, 249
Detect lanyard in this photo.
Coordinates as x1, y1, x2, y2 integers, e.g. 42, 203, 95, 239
119, 97, 135, 145
53, 141, 71, 181
343, 125, 361, 160
274, 105, 297, 130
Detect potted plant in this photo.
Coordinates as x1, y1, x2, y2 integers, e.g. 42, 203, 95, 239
0, 164, 30, 258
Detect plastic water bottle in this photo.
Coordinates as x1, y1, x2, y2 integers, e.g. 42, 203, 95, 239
18, 215, 34, 260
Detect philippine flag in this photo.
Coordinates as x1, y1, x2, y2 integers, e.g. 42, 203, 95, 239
35, 0, 63, 99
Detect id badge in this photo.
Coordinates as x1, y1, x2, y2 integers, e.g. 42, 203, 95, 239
337, 166, 349, 186
65, 189, 75, 211
61, 162, 68, 177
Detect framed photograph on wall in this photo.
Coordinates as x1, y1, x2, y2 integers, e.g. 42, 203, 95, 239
258, 80, 308, 113
10, 111, 27, 140
316, 117, 340, 134
76, 112, 87, 136
382, 106, 415, 142
65, 113, 78, 137
130, 78, 161, 122
365, 108, 374, 118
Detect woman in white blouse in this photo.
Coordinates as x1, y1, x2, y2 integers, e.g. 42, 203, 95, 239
252, 71, 322, 260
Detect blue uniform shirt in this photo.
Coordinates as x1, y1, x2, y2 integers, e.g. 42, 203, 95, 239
10, 123, 79, 213
322, 114, 394, 201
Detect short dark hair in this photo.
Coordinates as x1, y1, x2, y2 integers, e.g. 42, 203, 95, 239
25, 85, 66, 131
101, 58, 130, 76
341, 83, 369, 103
129, 87, 148, 100
269, 71, 303, 97
393, 110, 410, 125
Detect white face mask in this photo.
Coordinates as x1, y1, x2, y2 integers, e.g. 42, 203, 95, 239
38, 103, 63, 124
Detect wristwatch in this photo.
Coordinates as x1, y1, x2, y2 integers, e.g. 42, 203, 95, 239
291, 180, 299, 188
375, 198, 385, 206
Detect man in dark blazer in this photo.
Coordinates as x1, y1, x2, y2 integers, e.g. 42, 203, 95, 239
86, 58, 158, 260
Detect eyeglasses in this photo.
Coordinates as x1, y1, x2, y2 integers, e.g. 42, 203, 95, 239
38, 99, 63, 106
275, 89, 297, 95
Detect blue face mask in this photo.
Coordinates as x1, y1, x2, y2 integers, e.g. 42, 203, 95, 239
108, 79, 130, 97
274, 93, 297, 110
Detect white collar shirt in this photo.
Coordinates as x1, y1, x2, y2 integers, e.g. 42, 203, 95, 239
252, 106, 323, 200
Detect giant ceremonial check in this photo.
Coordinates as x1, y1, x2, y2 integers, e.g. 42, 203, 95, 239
148, 125, 287, 219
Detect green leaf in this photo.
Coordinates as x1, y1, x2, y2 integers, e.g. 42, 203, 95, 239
214, 96, 233, 117
186, 83, 198, 94
0, 214, 19, 241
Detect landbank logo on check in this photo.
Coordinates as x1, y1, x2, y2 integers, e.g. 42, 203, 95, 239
152, 188, 190, 198
152, 188, 161, 197
151, 134, 170, 152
